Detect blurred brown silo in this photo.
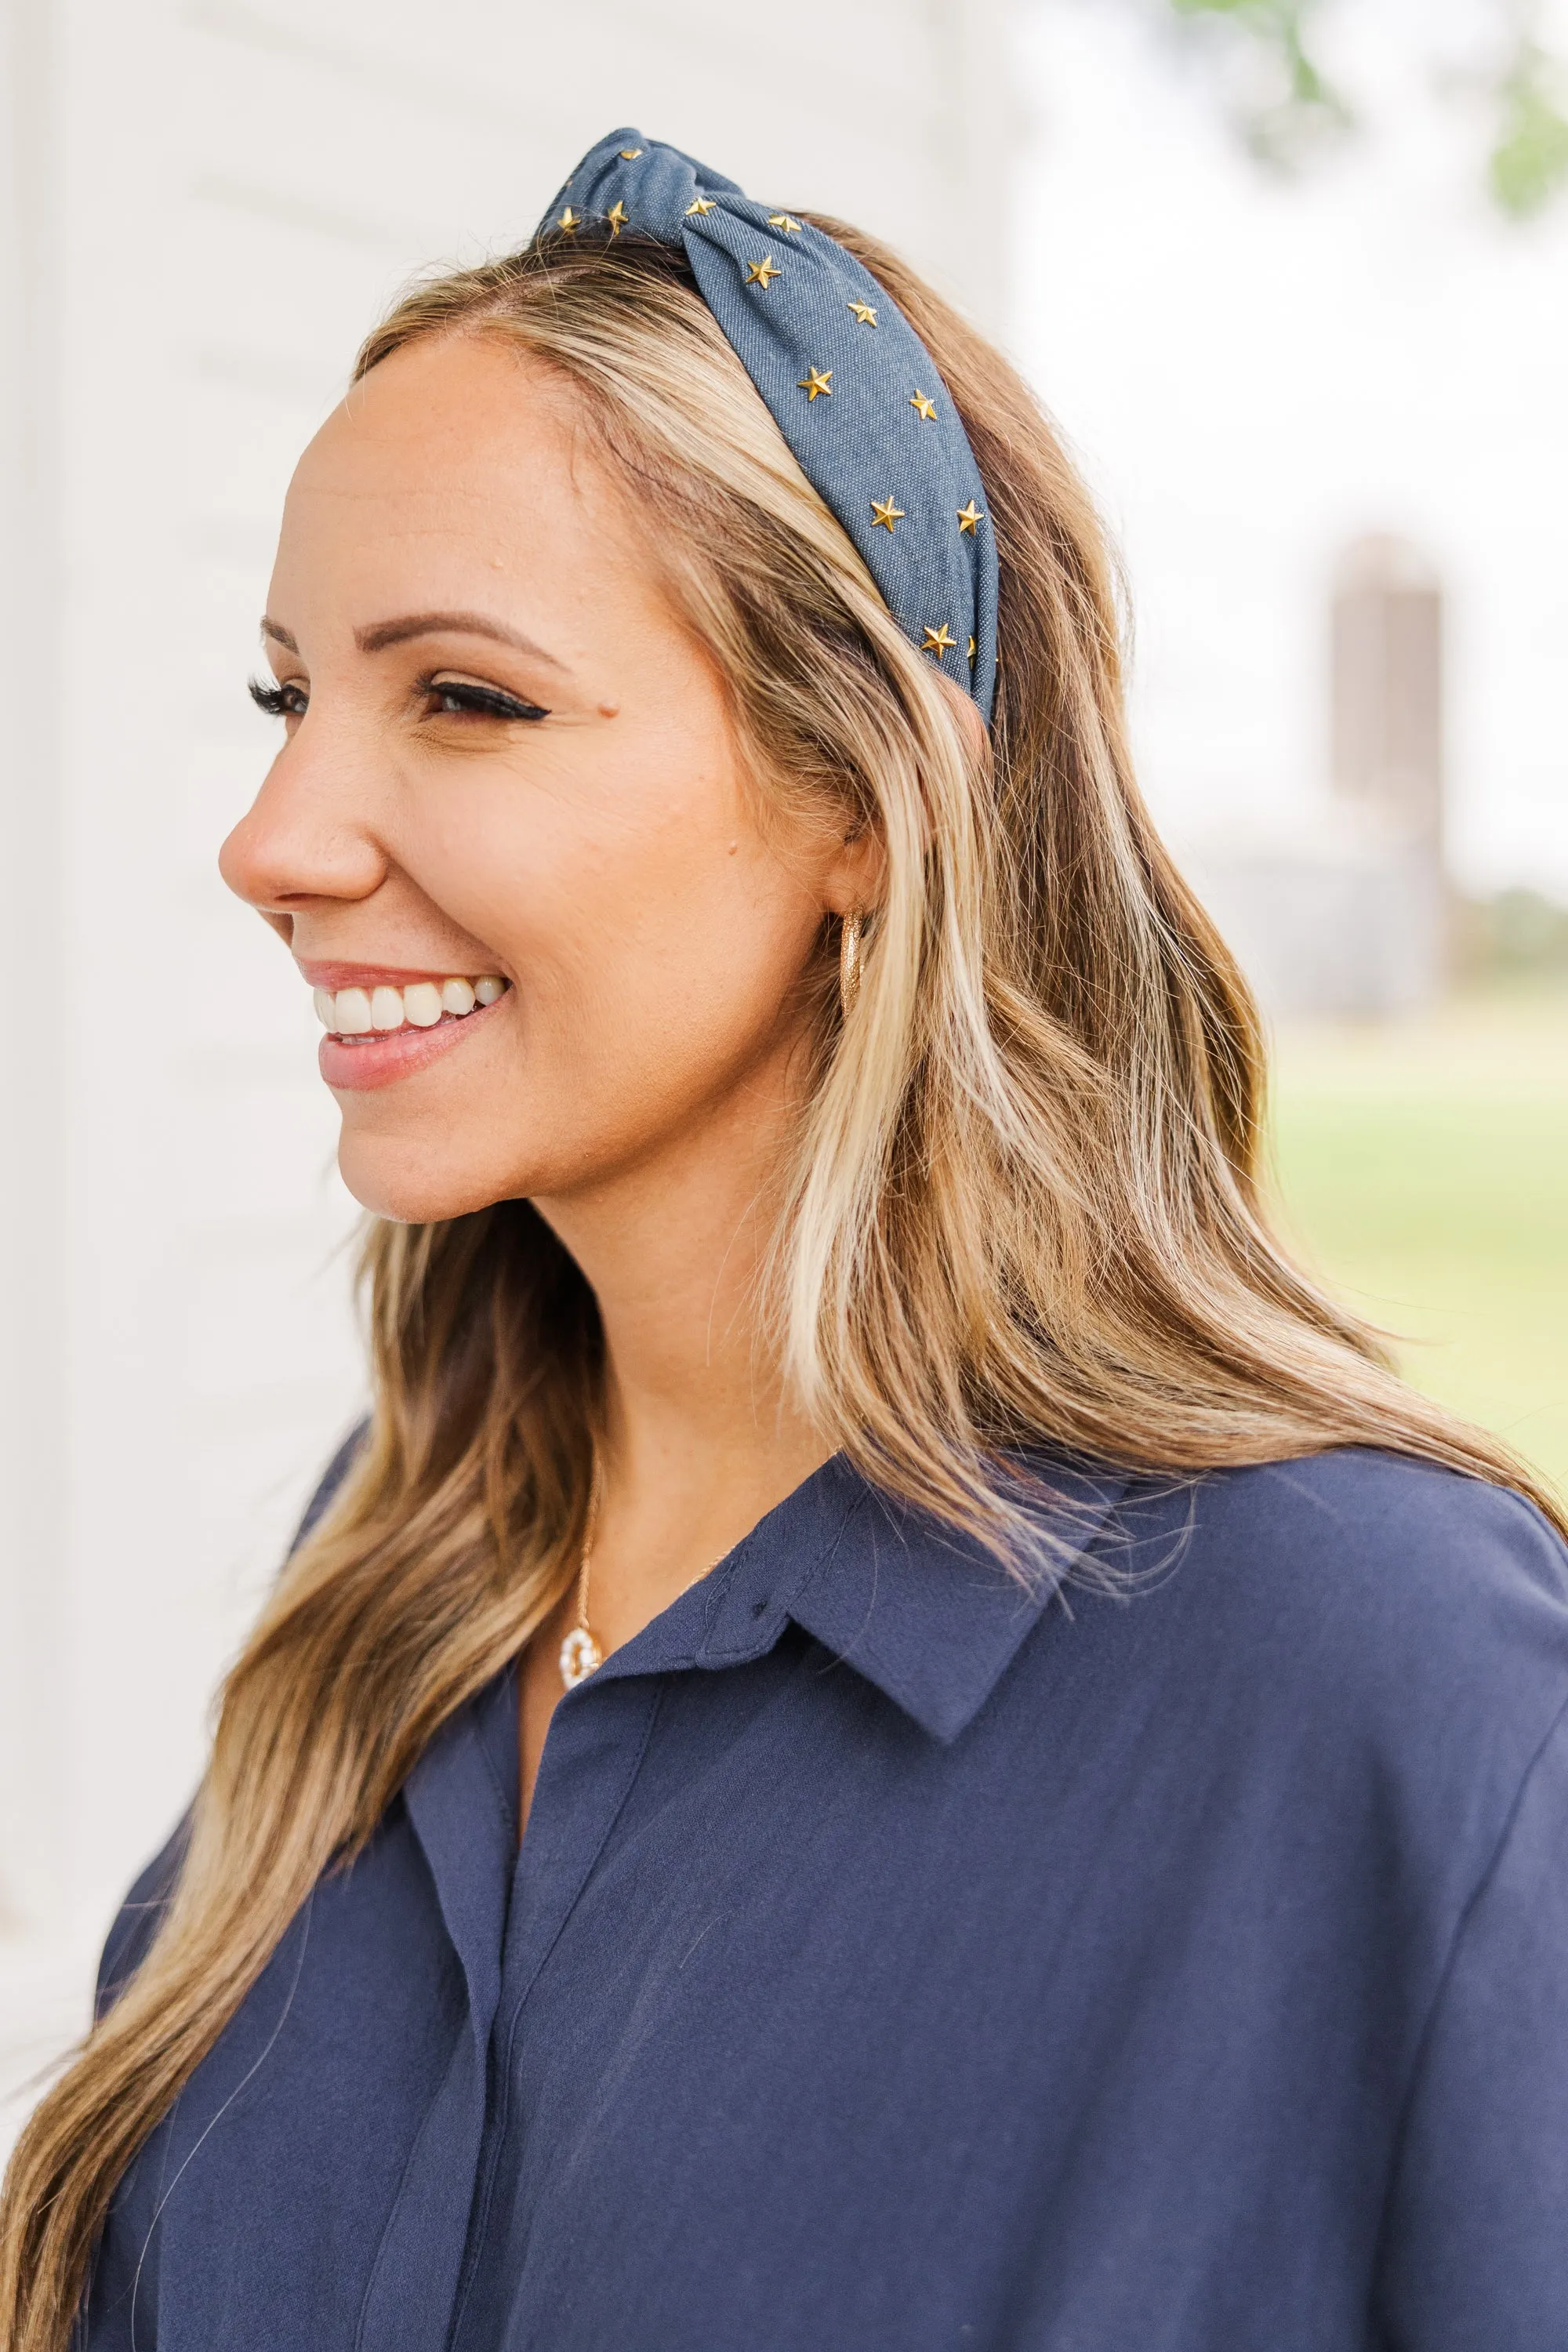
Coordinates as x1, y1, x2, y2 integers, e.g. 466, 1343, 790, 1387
1331, 534, 1444, 857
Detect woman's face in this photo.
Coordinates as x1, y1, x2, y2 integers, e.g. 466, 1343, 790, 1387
222, 333, 864, 1225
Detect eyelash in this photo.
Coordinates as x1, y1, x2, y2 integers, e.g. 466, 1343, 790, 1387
245, 675, 552, 724
249, 677, 307, 719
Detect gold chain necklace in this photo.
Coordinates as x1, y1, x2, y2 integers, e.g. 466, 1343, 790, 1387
557, 1464, 727, 1693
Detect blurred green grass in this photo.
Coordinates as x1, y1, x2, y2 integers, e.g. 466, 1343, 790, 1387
1267, 989, 1568, 1501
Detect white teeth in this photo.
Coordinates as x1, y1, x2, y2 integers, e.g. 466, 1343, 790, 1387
315, 975, 506, 1037
403, 982, 443, 1028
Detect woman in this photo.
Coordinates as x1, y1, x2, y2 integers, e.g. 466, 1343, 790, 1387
4, 129, 1566, 2351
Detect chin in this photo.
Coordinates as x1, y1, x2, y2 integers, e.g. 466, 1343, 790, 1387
336, 1135, 528, 1226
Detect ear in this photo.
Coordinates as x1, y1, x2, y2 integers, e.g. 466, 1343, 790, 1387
820, 815, 887, 920
818, 670, 984, 918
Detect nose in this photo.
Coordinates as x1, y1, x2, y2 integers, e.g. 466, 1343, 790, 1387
220, 716, 390, 919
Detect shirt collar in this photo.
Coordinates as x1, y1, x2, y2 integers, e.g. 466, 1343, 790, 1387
589, 1450, 1131, 1745
785, 1457, 1130, 1741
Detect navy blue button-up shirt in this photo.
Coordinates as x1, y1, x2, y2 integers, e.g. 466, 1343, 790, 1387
87, 1446, 1568, 2349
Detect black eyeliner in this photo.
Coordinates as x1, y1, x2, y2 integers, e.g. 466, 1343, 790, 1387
419, 672, 551, 722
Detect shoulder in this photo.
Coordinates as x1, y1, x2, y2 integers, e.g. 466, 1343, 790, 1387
1171, 1446, 1568, 1635
96, 1813, 191, 2017
1091, 1448, 1568, 1805
96, 1423, 372, 2013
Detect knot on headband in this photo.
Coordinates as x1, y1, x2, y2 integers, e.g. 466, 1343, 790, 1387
534, 129, 999, 724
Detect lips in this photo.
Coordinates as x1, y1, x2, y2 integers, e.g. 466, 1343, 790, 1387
303, 969, 512, 1092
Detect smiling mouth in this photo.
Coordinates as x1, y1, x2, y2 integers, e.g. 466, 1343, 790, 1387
314, 974, 510, 1043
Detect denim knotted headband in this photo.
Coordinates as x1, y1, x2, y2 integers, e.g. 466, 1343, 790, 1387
534, 129, 1000, 724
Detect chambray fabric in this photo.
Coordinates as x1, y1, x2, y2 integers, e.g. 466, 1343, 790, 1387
534, 129, 1000, 720
86, 1446, 1568, 2350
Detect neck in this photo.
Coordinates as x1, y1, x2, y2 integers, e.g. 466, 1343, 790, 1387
531, 1062, 833, 1628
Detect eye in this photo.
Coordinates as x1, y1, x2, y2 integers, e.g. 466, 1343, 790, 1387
249, 676, 307, 720
422, 673, 551, 724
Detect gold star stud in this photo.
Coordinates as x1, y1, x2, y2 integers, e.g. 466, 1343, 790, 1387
745, 254, 782, 289
847, 298, 878, 326
685, 195, 716, 216
557, 206, 580, 234
967, 637, 977, 663
619, 147, 643, 160
921, 623, 958, 656
956, 501, 984, 534
768, 212, 803, 233
909, 390, 938, 423
798, 367, 833, 401
606, 199, 629, 236
870, 496, 906, 532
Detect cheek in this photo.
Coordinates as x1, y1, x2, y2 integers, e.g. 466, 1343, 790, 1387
349, 751, 829, 1200
521, 808, 823, 1104
583, 853, 823, 1079
409, 750, 772, 1003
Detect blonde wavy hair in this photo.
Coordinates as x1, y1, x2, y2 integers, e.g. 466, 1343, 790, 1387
4, 218, 1559, 2350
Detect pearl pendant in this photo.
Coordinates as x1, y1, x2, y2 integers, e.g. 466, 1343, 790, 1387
559, 1624, 603, 1690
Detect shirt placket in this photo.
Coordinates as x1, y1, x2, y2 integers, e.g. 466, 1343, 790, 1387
441, 1469, 862, 2352
354, 1685, 517, 2352
445, 1671, 665, 2350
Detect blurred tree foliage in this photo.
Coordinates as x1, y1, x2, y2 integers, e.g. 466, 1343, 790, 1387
1151, 0, 1568, 216
1489, 34, 1568, 212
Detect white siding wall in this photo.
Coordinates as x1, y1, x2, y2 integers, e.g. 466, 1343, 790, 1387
0, 0, 1015, 2126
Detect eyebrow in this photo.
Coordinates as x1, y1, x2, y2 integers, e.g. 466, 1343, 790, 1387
258, 611, 568, 669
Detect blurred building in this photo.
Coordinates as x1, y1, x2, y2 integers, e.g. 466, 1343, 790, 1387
0, 0, 1016, 2135
1189, 535, 1450, 1021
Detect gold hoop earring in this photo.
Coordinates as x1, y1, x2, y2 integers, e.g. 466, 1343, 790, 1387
839, 912, 863, 1016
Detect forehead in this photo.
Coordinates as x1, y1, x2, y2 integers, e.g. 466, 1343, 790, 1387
274, 333, 630, 604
